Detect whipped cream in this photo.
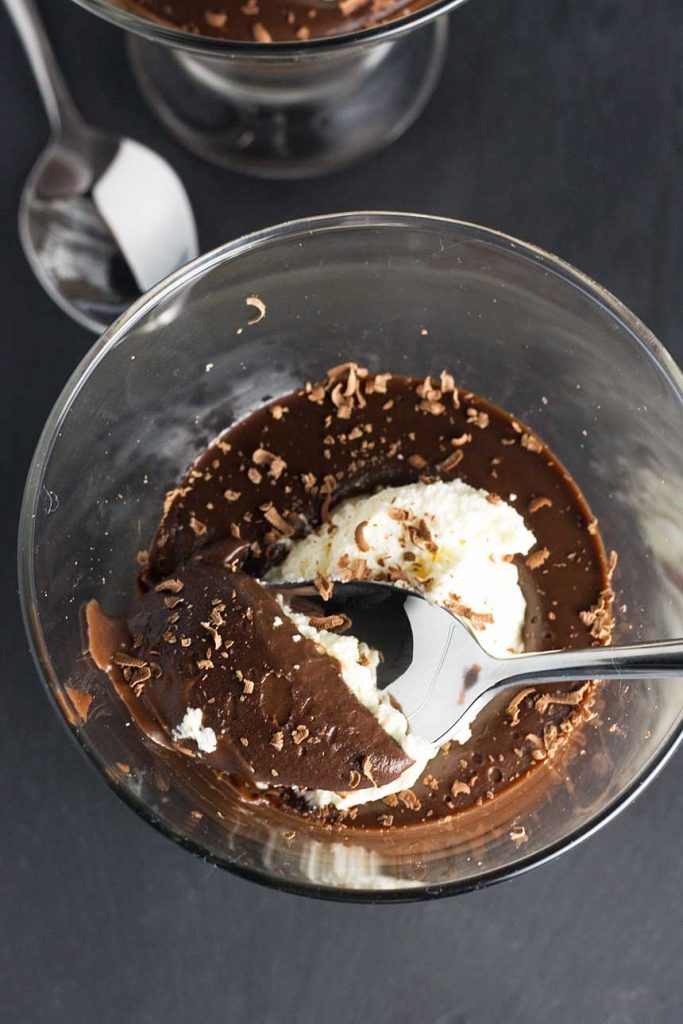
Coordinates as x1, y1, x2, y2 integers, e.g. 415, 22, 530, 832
172, 707, 217, 753
271, 479, 536, 808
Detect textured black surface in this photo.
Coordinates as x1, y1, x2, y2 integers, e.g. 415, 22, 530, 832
2, 1, 683, 1021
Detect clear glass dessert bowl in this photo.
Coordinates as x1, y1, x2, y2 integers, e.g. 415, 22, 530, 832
19, 212, 683, 901
67, 0, 470, 177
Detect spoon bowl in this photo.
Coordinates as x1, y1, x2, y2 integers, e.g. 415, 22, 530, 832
273, 580, 683, 745
7, 0, 198, 333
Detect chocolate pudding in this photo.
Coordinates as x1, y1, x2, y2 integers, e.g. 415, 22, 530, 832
87, 365, 616, 830
111, 0, 435, 43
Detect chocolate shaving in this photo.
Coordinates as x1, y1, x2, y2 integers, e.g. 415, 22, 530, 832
354, 520, 370, 552
419, 400, 446, 416
450, 779, 471, 797
189, 514, 207, 537
308, 613, 352, 634
292, 725, 310, 745
525, 547, 550, 570
314, 575, 333, 601
535, 683, 592, 715
528, 496, 553, 514
579, 586, 615, 643
262, 504, 294, 537
438, 449, 464, 473
506, 686, 536, 727
362, 755, 377, 786
466, 408, 489, 429
398, 789, 421, 811
270, 731, 284, 751
520, 432, 543, 453
113, 651, 149, 669
154, 578, 184, 594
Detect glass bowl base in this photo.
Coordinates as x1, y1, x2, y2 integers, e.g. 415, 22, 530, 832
126, 18, 448, 178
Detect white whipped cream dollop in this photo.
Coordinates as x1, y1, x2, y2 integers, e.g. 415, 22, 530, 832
270, 479, 536, 808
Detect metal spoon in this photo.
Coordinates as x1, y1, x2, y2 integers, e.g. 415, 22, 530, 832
6, 0, 198, 333
273, 581, 683, 745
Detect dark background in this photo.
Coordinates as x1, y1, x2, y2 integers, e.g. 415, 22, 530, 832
2, 0, 682, 1021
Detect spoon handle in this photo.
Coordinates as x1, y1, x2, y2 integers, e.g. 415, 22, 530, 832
493, 637, 683, 690
4, 0, 82, 135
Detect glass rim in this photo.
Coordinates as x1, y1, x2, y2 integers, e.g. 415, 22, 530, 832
70, 0, 470, 54
18, 210, 683, 901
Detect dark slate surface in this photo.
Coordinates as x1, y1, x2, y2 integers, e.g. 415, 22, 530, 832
1, 1, 682, 1021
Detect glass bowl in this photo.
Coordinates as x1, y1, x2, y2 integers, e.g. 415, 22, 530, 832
19, 212, 683, 901
68, 0, 472, 176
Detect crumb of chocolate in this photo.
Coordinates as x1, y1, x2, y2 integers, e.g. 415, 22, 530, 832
466, 408, 489, 429
419, 399, 446, 416
446, 596, 494, 630
388, 506, 411, 522
423, 775, 439, 790
362, 755, 377, 785
535, 682, 591, 715
506, 686, 536, 727
485, 492, 501, 504
579, 586, 615, 643
450, 780, 471, 797
439, 370, 456, 393
292, 725, 310, 745
378, 814, 394, 827
354, 520, 370, 552
245, 294, 266, 321
270, 731, 284, 751
408, 454, 427, 470
350, 558, 368, 580
398, 789, 421, 811
224, 489, 241, 502
437, 449, 464, 473
314, 575, 333, 601
528, 496, 553, 513
262, 503, 294, 537
201, 620, 223, 650
113, 651, 149, 670
247, 467, 262, 485
510, 825, 528, 846
189, 514, 207, 536
521, 432, 543, 453
525, 547, 550, 570
450, 433, 472, 447
308, 613, 352, 633
180, 638, 192, 648
155, 578, 184, 594
271, 404, 285, 420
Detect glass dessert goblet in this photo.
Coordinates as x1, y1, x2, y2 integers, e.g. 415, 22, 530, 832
67, 0, 470, 177
20, 212, 683, 901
